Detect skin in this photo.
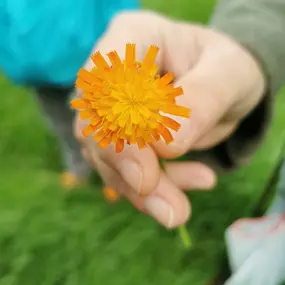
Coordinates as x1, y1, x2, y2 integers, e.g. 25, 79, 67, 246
74, 11, 266, 228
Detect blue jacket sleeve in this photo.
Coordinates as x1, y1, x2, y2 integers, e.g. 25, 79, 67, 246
0, 0, 139, 86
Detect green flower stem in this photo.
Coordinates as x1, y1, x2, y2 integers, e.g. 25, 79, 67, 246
178, 224, 192, 249
158, 158, 192, 249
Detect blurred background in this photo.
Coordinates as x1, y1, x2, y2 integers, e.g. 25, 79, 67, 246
1, 0, 285, 284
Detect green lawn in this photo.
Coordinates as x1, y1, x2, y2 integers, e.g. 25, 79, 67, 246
1, 1, 285, 285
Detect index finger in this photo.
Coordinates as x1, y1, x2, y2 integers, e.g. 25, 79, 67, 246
82, 11, 167, 71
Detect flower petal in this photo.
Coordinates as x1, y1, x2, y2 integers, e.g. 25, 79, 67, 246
162, 104, 190, 118
160, 116, 181, 131
107, 51, 123, 68
70, 99, 89, 109
116, 139, 124, 153
91, 52, 110, 69
99, 137, 112, 149
82, 125, 95, 137
157, 123, 174, 144
125, 43, 136, 68
141, 45, 159, 73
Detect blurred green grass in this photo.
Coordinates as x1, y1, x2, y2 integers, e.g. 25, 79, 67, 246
1, 1, 285, 285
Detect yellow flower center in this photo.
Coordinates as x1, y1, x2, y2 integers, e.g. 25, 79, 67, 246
71, 44, 190, 152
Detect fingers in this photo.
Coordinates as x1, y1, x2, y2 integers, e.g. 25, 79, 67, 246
153, 37, 230, 157
81, 141, 212, 228
152, 29, 265, 159
152, 60, 235, 159
97, 144, 161, 196
75, 111, 161, 196
98, 156, 214, 228
165, 161, 216, 190
191, 121, 239, 150
123, 172, 191, 228
143, 173, 191, 228
81, 140, 216, 228
74, 113, 86, 144
125, 162, 216, 227
83, 11, 169, 71
82, 146, 191, 228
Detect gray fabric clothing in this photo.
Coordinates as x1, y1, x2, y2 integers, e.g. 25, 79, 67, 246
34, 87, 90, 178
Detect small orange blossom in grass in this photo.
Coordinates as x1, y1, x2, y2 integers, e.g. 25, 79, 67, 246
71, 43, 191, 152
103, 187, 120, 202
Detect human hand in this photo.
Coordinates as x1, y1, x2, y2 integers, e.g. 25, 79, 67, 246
75, 11, 266, 228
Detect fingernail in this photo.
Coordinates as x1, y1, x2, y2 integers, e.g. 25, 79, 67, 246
144, 196, 174, 228
117, 159, 143, 193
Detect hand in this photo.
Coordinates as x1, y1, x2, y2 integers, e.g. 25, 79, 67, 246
75, 11, 266, 228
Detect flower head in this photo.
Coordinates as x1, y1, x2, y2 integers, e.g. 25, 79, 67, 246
71, 43, 190, 152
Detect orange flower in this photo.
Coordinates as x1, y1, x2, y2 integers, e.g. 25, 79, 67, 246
103, 187, 120, 202
71, 43, 190, 152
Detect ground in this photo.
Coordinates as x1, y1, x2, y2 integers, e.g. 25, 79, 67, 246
1, 1, 285, 284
